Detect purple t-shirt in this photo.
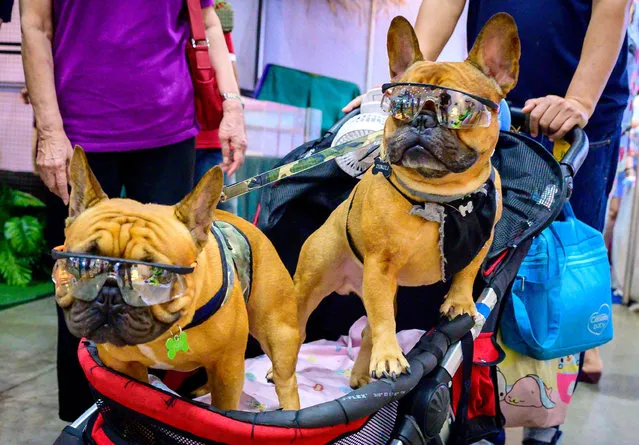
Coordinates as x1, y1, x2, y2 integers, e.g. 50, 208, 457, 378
52, 0, 213, 152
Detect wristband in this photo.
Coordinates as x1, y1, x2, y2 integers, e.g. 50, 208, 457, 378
221, 93, 244, 109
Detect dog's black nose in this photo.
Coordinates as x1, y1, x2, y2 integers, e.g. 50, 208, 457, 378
410, 110, 438, 130
96, 278, 124, 310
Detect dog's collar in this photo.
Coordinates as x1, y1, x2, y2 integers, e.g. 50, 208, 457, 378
183, 223, 235, 331
373, 157, 494, 204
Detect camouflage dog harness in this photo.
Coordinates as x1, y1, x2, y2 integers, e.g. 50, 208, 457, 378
184, 221, 253, 330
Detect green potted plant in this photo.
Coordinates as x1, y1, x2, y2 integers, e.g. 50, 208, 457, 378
0, 185, 49, 287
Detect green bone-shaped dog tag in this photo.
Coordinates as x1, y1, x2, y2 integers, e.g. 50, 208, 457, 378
166, 331, 189, 360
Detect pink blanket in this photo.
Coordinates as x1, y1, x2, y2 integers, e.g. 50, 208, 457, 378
149, 316, 425, 412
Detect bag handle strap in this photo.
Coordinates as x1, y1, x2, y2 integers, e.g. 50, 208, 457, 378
542, 225, 568, 280
510, 277, 562, 351
186, 0, 208, 43
562, 201, 576, 219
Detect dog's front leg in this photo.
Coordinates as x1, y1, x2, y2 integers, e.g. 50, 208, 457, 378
360, 257, 409, 379
98, 351, 148, 383
205, 348, 246, 410
440, 237, 493, 318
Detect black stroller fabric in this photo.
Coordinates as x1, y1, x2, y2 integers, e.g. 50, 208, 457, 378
490, 131, 566, 256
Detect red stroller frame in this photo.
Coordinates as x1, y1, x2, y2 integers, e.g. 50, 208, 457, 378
53, 109, 588, 445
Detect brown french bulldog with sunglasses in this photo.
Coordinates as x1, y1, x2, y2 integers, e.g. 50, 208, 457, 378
294, 14, 519, 388
54, 147, 300, 410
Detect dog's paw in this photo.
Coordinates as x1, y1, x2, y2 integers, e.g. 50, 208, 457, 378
192, 384, 209, 398
265, 368, 274, 383
440, 292, 477, 319
369, 344, 410, 380
350, 370, 372, 389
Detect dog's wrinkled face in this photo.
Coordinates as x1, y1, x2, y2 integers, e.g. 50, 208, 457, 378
57, 148, 223, 346
383, 14, 520, 180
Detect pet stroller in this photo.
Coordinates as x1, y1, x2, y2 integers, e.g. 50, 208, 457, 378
53, 108, 588, 445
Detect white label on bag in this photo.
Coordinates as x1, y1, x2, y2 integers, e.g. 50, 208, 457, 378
587, 304, 611, 335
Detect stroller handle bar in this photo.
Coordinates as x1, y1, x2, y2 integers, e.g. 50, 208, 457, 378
510, 107, 590, 179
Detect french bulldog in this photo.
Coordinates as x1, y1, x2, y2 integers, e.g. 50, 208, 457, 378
55, 147, 300, 410
294, 13, 519, 389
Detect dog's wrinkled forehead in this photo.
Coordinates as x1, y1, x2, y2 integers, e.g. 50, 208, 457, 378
401, 61, 502, 107
65, 199, 198, 265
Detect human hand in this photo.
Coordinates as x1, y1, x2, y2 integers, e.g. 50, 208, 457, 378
218, 101, 247, 176
342, 94, 365, 113
522, 95, 590, 141
36, 131, 74, 204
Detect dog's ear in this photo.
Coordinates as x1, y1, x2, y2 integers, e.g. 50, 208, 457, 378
67, 146, 107, 224
387, 16, 424, 80
174, 166, 224, 248
466, 12, 520, 96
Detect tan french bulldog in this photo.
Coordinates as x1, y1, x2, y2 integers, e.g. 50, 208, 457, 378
294, 13, 519, 389
55, 148, 300, 410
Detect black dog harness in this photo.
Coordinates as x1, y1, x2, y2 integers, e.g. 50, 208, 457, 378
346, 166, 498, 282
184, 221, 253, 330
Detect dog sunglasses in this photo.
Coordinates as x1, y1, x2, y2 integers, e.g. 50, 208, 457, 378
51, 246, 194, 307
380, 82, 499, 129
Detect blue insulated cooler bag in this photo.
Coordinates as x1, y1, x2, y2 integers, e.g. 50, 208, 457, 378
501, 203, 614, 360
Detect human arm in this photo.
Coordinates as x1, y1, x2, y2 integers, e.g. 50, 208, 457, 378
414, 0, 466, 62
342, 0, 465, 113
224, 31, 240, 86
523, 0, 632, 140
202, 6, 247, 175
20, 0, 73, 203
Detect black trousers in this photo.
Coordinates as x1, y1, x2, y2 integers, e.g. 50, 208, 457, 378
47, 138, 196, 422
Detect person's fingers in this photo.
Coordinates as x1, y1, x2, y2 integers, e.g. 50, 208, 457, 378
227, 148, 245, 177
521, 98, 538, 113
546, 108, 573, 139
49, 152, 70, 203
37, 164, 57, 195
55, 169, 70, 205
34, 134, 73, 203
528, 99, 551, 137
227, 132, 247, 176
234, 132, 248, 154
549, 116, 582, 141
219, 135, 232, 173
342, 95, 364, 113
38, 162, 67, 202
538, 102, 563, 136
66, 143, 73, 179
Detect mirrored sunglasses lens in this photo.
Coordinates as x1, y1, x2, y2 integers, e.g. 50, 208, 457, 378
127, 265, 181, 306
52, 257, 186, 307
52, 260, 77, 298
439, 91, 490, 129
383, 87, 425, 121
52, 259, 110, 302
